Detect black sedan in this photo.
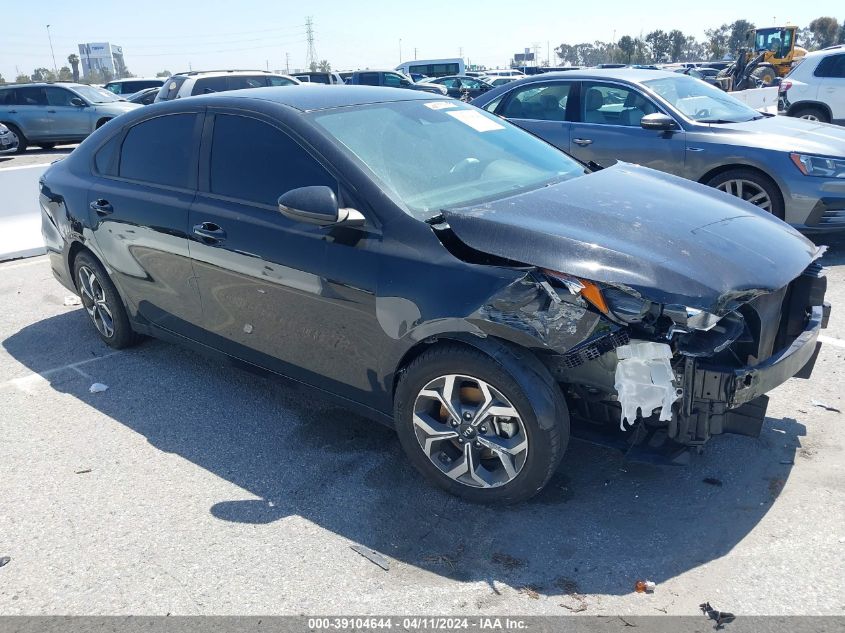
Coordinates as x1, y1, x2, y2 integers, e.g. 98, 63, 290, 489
40, 86, 828, 503
420, 75, 494, 101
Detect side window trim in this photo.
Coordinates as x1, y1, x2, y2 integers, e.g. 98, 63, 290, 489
110, 110, 205, 192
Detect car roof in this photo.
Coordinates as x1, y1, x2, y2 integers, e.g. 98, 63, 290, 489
174, 69, 289, 77
0, 82, 91, 89
803, 45, 845, 59
200, 84, 441, 112
107, 77, 163, 83
525, 68, 678, 82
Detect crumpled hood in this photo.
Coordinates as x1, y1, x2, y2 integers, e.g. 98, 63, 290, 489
441, 163, 821, 313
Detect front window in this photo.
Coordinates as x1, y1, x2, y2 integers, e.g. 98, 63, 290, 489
70, 86, 123, 103
312, 100, 584, 219
643, 75, 762, 123
755, 28, 792, 58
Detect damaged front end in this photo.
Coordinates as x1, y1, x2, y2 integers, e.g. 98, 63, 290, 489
528, 261, 829, 462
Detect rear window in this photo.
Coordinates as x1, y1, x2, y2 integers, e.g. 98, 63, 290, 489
814, 54, 845, 78
156, 76, 188, 101
119, 114, 198, 188
192, 76, 228, 95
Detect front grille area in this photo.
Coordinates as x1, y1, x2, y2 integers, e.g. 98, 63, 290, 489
559, 328, 630, 369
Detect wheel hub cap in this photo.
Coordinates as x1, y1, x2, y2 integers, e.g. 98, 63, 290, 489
412, 374, 529, 488
77, 265, 115, 338
716, 178, 772, 212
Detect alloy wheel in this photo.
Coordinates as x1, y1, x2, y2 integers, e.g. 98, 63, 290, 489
412, 374, 529, 488
77, 265, 115, 338
715, 179, 772, 212
800, 113, 820, 121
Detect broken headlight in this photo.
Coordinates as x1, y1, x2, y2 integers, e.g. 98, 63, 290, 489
790, 153, 845, 178
543, 270, 652, 324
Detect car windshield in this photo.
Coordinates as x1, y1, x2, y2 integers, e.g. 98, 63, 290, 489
312, 100, 584, 218
71, 85, 124, 103
643, 75, 762, 123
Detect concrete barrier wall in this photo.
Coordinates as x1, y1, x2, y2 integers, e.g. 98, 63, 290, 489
0, 164, 50, 262
731, 86, 779, 113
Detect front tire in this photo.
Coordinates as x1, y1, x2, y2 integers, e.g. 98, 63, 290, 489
394, 344, 569, 504
37, 143, 56, 150
72, 252, 141, 349
706, 168, 784, 220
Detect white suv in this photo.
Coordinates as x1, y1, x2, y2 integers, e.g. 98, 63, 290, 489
779, 45, 845, 125
154, 70, 300, 102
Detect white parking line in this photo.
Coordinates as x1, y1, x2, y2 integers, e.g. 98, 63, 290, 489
819, 335, 845, 349
0, 162, 54, 171
0, 256, 48, 270
1, 351, 122, 393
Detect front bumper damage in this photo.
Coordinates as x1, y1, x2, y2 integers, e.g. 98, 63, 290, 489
539, 262, 831, 463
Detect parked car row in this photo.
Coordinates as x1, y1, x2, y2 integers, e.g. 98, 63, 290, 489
472, 68, 845, 231
40, 84, 830, 502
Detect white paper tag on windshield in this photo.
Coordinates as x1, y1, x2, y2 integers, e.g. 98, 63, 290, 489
424, 101, 458, 110
446, 109, 505, 132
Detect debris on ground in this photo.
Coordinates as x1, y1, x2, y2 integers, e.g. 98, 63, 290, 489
491, 552, 525, 569
811, 400, 841, 413
703, 477, 723, 487
63, 295, 81, 306
517, 584, 541, 599
635, 579, 656, 593
88, 383, 109, 393
350, 544, 389, 571
0, 556, 10, 568
74, 469, 92, 475
422, 544, 464, 570
700, 601, 736, 628
556, 577, 588, 612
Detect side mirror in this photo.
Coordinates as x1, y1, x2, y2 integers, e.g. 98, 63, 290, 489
69, 97, 86, 107
640, 113, 678, 131
278, 186, 364, 227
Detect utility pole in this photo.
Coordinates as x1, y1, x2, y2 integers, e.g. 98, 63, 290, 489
305, 17, 318, 71
414, 47, 417, 60
399, 38, 403, 64
46, 25, 58, 75
285, 52, 290, 73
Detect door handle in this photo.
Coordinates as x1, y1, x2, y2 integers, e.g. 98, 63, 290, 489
7, 110, 17, 114
89, 199, 113, 215
573, 138, 593, 146
193, 222, 226, 243
47, 109, 56, 113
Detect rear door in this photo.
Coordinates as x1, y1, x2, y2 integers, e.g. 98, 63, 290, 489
568, 80, 686, 174
88, 110, 205, 336
8, 86, 49, 140
189, 110, 384, 404
495, 81, 574, 153
814, 53, 845, 123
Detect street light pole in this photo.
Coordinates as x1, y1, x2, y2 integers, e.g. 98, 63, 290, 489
399, 38, 403, 64
46, 24, 58, 76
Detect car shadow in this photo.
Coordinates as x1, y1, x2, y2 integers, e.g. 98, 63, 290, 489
3, 310, 806, 598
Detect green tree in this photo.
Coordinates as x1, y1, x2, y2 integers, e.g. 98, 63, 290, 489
809, 16, 841, 49
645, 30, 671, 63
668, 29, 686, 62
0, 73, 5, 85
705, 24, 730, 59
318, 59, 331, 72
57, 66, 72, 81
156, 70, 172, 77
728, 19, 755, 54
68, 54, 80, 82
15, 74, 31, 83
617, 35, 635, 63
31, 68, 56, 82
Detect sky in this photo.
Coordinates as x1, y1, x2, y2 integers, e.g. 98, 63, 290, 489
1, 0, 842, 81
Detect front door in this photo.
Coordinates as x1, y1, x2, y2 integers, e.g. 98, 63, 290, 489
568, 81, 686, 175
189, 110, 384, 405
89, 110, 205, 336
45, 87, 90, 138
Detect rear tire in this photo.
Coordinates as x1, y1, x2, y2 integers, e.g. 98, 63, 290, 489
4, 123, 27, 154
394, 344, 569, 504
37, 143, 56, 150
792, 105, 829, 123
72, 252, 141, 349
706, 168, 785, 220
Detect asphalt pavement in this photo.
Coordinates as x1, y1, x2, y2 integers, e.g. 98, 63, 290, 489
0, 238, 843, 616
